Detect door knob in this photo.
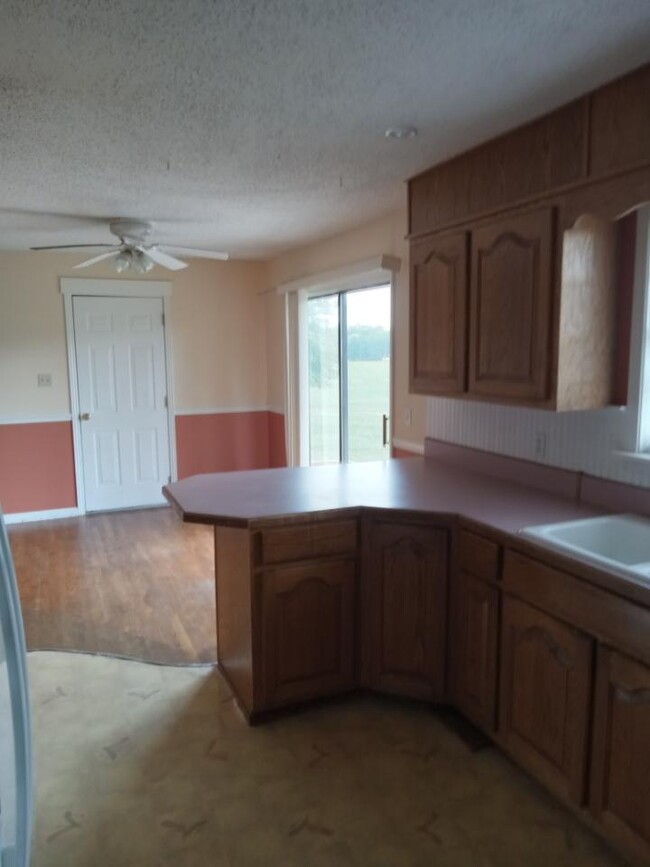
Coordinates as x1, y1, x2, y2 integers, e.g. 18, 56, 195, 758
80, 412, 91, 421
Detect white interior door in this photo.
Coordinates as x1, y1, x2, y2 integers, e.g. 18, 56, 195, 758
73, 296, 171, 512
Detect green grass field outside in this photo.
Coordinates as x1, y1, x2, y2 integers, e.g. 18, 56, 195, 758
309, 358, 390, 464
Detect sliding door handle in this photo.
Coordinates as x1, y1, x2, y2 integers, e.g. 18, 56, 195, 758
382, 414, 389, 447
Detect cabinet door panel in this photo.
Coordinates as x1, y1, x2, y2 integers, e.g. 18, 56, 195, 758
261, 559, 356, 709
590, 647, 650, 862
469, 208, 554, 401
369, 522, 448, 700
410, 232, 468, 395
450, 571, 499, 732
499, 596, 592, 804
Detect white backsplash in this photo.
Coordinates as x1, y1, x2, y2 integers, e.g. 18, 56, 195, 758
426, 397, 650, 488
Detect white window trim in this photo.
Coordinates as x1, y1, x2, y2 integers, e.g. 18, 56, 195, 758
281, 256, 400, 467
59, 278, 177, 514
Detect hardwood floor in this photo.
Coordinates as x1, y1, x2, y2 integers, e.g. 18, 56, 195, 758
8, 507, 217, 664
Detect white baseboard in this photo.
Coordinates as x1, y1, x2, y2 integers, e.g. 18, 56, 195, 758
4, 507, 81, 525
392, 438, 425, 455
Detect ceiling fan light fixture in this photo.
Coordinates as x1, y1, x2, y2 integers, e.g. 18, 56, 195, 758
115, 249, 132, 273
131, 250, 154, 274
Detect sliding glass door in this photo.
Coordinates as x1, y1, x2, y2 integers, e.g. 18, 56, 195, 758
307, 284, 391, 465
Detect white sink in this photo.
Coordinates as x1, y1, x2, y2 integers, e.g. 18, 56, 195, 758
520, 514, 650, 581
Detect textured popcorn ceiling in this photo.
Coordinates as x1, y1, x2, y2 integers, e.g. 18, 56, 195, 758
1, 0, 649, 259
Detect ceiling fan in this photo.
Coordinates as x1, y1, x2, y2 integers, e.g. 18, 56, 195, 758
30, 219, 229, 272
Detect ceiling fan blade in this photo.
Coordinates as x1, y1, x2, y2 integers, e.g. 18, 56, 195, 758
160, 245, 229, 261
30, 244, 116, 251
144, 248, 188, 271
73, 249, 121, 269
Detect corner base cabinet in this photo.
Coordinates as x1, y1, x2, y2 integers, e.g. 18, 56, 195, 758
450, 570, 498, 732
202, 502, 650, 866
366, 520, 449, 701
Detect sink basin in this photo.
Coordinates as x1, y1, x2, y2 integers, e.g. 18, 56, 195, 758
520, 514, 650, 581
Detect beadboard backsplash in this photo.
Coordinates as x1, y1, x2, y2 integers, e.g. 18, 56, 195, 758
426, 398, 650, 488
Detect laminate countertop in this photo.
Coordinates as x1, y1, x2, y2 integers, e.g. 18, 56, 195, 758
164, 458, 650, 609
163, 456, 601, 534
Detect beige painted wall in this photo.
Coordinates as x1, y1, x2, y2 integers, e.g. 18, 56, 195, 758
0, 252, 268, 418
266, 208, 426, 449
1, 213, 425, 449
263, 289, 287, 413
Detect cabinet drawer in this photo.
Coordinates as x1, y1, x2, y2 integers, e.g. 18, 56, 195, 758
261, 520, 358, 565
503, 549, 650, 664
459, 530, 500, 582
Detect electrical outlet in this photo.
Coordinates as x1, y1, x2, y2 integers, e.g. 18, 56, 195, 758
404, 407, 413, 427
37, 373, 52, 387
534, 431, 547, 459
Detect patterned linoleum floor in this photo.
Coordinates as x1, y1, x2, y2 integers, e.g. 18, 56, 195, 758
29, 651, 626, 867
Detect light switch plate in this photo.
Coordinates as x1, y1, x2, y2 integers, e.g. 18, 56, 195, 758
37, 374, 52, 387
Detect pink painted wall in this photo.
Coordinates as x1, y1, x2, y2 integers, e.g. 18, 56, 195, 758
392, 446, 419, 459
268, 412, 287, 468
0, 421, 77, 514
175, 411, 286, 479
0, 411, 288, 513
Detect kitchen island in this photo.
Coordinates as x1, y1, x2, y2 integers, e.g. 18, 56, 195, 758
164, 455, 650, 865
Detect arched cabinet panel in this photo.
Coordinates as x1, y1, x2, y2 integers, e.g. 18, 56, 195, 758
469, 208, 554, 401
261, 559, 356, 708
499, 595, 593, 804
590, 647, 650, 862
410, 232, 468, 395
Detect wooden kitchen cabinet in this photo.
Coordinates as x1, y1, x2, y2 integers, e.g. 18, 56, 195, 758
590, 647, 650, 862
589, 64, 650, 178
406, 65, 650, 410
260, 559, 356, 709
468, 207, 554, 402
450, 569, 499, 732
409, 231, 468, 395
367, 521, 448, 700
499, 596, 593, 805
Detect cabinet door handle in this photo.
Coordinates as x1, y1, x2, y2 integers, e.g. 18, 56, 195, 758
382, 414, 389, 447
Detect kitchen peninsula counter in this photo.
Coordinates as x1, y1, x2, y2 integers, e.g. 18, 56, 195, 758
163, 456, 599, 535
164, 457, 650, 863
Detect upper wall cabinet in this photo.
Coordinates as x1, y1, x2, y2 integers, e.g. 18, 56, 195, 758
410, 231, 468, 395
409, 100, 587, 236
589, 64, 650, 177
408, 64, 650, 239
407, 63, 649, 410
469, 208, 553, 402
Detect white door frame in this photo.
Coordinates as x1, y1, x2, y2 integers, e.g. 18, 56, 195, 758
279, 255, 400, 466
60, 278, 177, 515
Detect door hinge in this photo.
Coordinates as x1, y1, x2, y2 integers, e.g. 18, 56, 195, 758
164, 395, 168, 408
168, 475, 171, 484
161, 312, 165, 327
